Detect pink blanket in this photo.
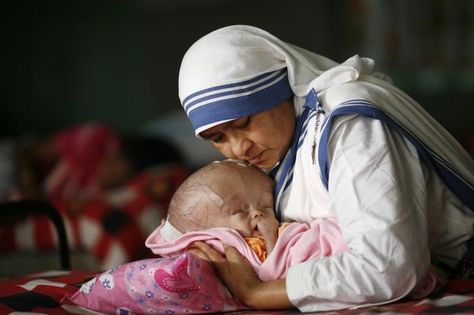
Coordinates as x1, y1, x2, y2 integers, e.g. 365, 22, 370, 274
146, 217, 348, 281
67, 217, 348, 314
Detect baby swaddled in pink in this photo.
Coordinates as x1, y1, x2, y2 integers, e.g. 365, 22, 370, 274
66, 161, 347, 314
65, 218, 346, 314
146, 217, 347, 282
146, 160, 347, 283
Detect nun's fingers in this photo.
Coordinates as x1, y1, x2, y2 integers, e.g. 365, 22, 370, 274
190, 241, 227, 264
216, 245, 262, 304
222, 245, 257, 279
186, 247, 210, 261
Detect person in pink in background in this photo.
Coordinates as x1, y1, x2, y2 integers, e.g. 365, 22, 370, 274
12, 123, 126, 204
43, 123, 122, 202
12, 122, 183, 205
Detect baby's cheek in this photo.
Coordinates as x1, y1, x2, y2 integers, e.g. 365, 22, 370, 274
257, 218, 278, 235
222, 216, 247, 235
257, 219, 278, 253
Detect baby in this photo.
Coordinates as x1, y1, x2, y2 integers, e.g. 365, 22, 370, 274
146, 159, 347, 281
165, 159, 280, 260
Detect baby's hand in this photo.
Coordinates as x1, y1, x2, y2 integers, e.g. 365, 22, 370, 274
257, 217, 279, 254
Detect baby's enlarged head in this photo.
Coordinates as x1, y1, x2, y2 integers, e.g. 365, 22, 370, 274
167, 160, 277, 239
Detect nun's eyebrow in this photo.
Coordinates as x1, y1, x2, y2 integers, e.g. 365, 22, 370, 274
200, 130, 218, 140
200, 121, 232, 139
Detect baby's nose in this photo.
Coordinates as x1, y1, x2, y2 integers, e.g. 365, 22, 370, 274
251, 210, 264, 218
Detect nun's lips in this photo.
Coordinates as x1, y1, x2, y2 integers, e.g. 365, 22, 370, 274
248, 152, 264, 165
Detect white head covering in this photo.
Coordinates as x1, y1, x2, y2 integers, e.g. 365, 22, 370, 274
179, 25, 336, 136
178, 25, 473, 209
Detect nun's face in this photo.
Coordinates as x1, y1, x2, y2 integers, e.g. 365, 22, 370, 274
200, 98, 296, 170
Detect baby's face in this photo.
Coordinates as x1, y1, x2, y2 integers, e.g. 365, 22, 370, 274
202, 163, 279, 250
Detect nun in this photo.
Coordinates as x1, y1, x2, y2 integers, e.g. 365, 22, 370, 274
177, 25, 474, 312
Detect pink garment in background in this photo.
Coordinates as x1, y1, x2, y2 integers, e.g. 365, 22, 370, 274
146, 217, 348, 281
44, 123, 121, 201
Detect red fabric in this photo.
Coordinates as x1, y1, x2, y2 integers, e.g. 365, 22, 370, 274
35, 217, 54, 250
0, 270, 96, 314
44, 123, 121, 201
0, 227, 14, 251
94, 234, 112, 263
0, 165, 190, 270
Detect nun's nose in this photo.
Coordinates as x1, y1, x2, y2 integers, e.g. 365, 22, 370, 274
230, 136, 252, 158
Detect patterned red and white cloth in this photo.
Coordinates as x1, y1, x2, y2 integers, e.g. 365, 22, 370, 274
0, 165, 189, 270
0, 270, 473, 315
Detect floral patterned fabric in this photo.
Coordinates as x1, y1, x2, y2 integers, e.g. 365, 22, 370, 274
65, 253, 246, 314
0, 269, 473, 314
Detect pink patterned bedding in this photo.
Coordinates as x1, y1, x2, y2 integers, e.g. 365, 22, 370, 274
65, 253, 246, 314
1, 264, 473, 314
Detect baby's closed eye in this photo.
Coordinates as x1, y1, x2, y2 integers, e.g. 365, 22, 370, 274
230, 209, 246, 216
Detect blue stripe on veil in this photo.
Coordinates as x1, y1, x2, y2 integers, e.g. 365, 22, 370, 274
274, 93, 473, 218
318, 100, 474, 211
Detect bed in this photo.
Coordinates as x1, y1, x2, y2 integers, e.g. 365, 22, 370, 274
0, 269, 473, 314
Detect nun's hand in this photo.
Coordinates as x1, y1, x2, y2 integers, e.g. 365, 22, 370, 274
190, 241, 293, 310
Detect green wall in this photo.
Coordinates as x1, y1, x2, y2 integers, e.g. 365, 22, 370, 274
2, 0, 473, 136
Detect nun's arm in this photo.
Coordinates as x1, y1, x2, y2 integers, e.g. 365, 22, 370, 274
190, 242, 294, 310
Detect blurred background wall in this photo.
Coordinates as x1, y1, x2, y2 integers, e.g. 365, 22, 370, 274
2, 0, 473, 137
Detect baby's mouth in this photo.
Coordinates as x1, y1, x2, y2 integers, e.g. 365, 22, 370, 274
251, 226, 262, 237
